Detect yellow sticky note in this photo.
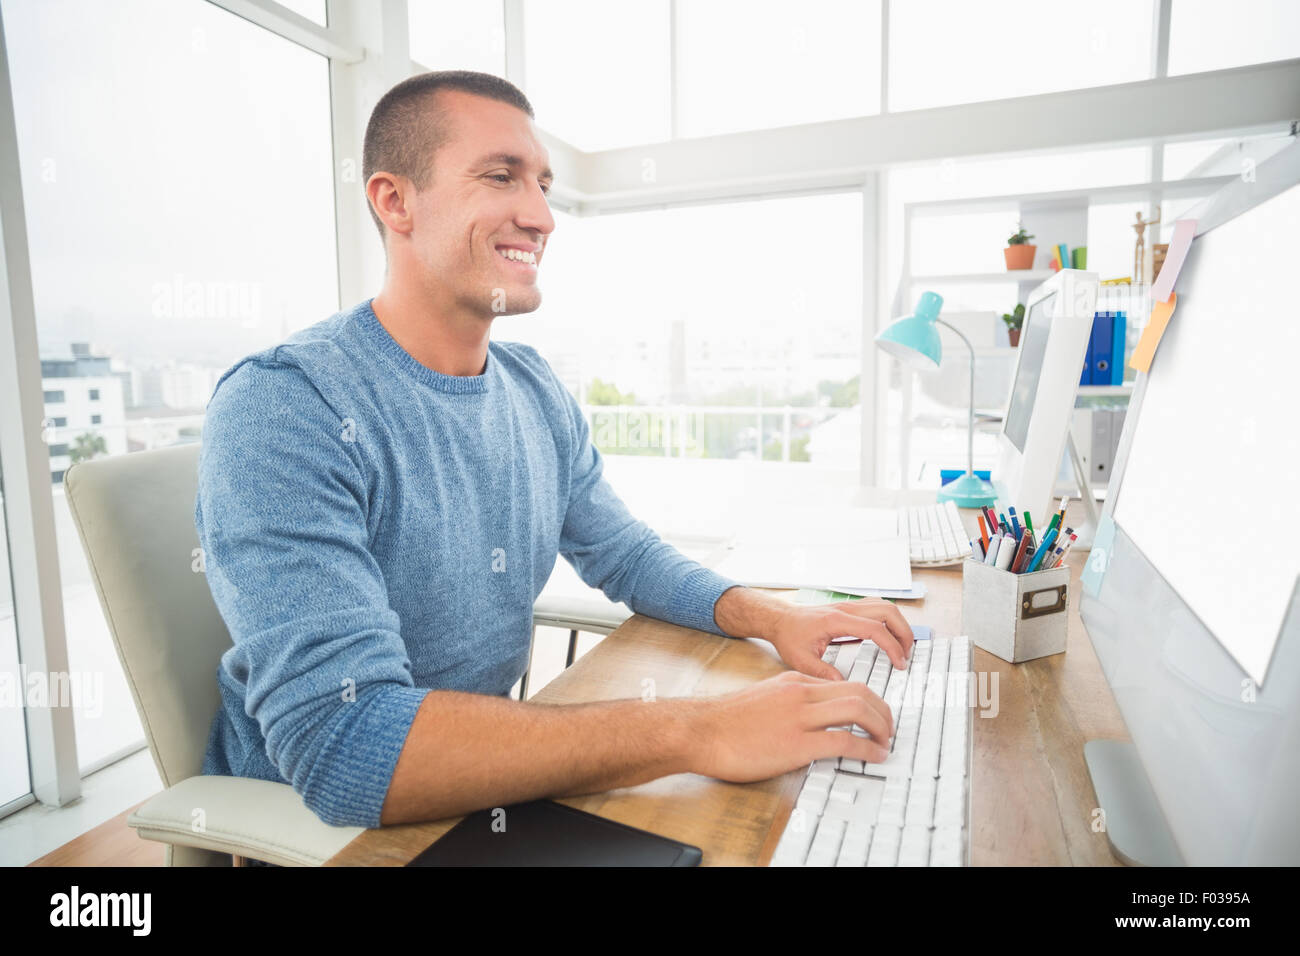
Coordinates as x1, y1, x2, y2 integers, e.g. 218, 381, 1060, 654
1129, 292, 1177, 374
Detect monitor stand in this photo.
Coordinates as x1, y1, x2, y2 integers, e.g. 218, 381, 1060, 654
1083, 739, 1184, 866
1064, 431, 1102, 550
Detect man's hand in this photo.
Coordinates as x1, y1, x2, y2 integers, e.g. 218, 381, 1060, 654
713, 586, 914, 681
688, 670, 893, 782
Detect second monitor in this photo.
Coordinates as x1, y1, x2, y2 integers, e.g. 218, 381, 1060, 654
993, 268, 1098, 539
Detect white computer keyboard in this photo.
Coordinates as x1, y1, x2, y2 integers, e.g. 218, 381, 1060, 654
900, 500, 972, 568
768, 634, 973, 867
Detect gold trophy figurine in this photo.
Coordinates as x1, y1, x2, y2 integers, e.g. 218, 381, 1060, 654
1132, 207, 1161, 285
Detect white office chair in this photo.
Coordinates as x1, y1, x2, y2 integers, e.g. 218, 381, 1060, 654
64, 442, 630, 866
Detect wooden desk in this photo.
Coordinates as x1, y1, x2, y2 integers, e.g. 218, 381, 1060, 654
326, 524, 1129, 867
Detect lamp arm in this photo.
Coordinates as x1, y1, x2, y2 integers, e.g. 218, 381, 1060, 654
934, 317, 977, 476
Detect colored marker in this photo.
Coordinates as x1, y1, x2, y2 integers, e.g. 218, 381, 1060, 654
977, 514, 990, 553
1023, 510, 1034, 539
1008, 507, 1022, 541
1026, 527, 1059, 572
983, 532, 1002, 565
1009, 532, 1032, 573
1015, 530, 1038, 572
994, 535, 1017, 571
971, 536, 985, 560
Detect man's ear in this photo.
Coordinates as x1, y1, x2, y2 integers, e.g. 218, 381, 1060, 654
367, 171, 414, 240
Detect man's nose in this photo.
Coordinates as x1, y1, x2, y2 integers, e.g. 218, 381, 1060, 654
517, 179, 555, 237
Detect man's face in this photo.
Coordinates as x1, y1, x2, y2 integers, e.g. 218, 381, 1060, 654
404, 90, 555, 319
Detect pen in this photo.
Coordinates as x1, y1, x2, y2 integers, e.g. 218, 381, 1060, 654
1051, 532, 1078, 568
1008, 507, 1022, 541
971, 536, 985, 560
1026, 527, 1058, 572
1043, 543, 1066, 569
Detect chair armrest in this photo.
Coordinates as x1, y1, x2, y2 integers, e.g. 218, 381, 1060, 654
532, 595, 632, 635
127, 775, 364, 867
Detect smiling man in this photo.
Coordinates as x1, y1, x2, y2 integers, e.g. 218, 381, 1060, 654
196, 70, 912, 830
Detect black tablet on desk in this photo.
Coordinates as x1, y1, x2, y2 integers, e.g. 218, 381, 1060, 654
406, 799, 703, 867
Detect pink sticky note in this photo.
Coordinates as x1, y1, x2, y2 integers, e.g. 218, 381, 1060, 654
1151, 218, 1197, 303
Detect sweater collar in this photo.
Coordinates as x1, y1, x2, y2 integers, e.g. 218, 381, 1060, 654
357, 298, 494, 394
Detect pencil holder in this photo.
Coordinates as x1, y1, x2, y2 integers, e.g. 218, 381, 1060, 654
961, 557, 1069, 664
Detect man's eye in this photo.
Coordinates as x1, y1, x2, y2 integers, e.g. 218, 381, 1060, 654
490, 174, 511, 184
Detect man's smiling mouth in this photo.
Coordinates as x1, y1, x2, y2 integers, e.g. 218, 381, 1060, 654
495, 244, 538, 266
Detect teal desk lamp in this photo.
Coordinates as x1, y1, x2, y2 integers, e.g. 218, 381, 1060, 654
876, 291, 998, 507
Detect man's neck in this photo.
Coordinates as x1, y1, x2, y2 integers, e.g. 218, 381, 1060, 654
371, 283, 492, 378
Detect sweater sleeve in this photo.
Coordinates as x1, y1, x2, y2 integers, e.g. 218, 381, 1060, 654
548, 370, 742, 637
196, 359, 428, 828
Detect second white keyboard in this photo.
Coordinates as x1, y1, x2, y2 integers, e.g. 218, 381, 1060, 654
900, 500, 972, 567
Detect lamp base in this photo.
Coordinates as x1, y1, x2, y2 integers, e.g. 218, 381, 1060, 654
937, 472, 998, 508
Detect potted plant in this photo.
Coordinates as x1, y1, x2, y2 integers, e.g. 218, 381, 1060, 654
1004, 224, 1036, 270
1002, 303, 1025, 346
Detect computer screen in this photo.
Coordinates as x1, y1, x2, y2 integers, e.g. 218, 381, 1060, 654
1112, 180, 1300, 686
1080, 139, 1300, 865
1002, 292, 1055, 453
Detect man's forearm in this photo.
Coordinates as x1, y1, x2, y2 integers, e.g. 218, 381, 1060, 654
380, 690, 704, 825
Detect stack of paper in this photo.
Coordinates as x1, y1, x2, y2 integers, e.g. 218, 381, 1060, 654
708, 505, 915, 597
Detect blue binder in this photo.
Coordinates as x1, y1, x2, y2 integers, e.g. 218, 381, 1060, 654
1080, 323, 1092, 386
1110, 311, 1126, 385
1089, 312, 1113, 386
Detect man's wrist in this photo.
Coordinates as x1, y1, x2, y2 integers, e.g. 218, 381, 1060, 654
713, 585, 793, 645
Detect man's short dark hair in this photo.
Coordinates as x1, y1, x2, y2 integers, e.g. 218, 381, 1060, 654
362, 70, 535, 245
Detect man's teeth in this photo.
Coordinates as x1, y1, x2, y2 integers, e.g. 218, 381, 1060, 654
498, 248, 537, 264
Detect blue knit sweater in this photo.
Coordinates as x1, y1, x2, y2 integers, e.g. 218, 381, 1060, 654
196, 299, 741, 828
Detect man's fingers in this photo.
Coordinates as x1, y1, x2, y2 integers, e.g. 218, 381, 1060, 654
803, 695, 892, 741
806, 728, 889, 765
840, 600, 915, 656
802, 680, 892, 735
792, 653, 842, 682
829, 613, 907, 669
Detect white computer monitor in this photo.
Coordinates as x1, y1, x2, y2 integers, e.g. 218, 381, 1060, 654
1079, 138, 1300, 866
992, 268, 1098, 533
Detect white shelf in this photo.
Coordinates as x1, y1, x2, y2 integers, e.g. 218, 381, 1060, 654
1077, 384, 1135, 397
910, 269, 1056, 285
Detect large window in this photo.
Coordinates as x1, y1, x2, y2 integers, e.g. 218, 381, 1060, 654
408, 0, 506, 75
522, 0, 671, 150
497, 192, 863, 469
675, 0, 881, 138
0, 444, 29, 810
3, 0, 338, 772
1168, 0, 1300, 75
888, 0, 1153, 112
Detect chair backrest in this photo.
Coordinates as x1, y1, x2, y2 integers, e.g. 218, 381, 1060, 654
64, 443, 230, 787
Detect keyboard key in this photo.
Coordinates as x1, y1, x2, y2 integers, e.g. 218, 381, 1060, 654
866, 824, 901, 866
931, 826, 965, 867
806, 816, 847, 867
898, 825, 932, 866
836, 824, 872, 867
